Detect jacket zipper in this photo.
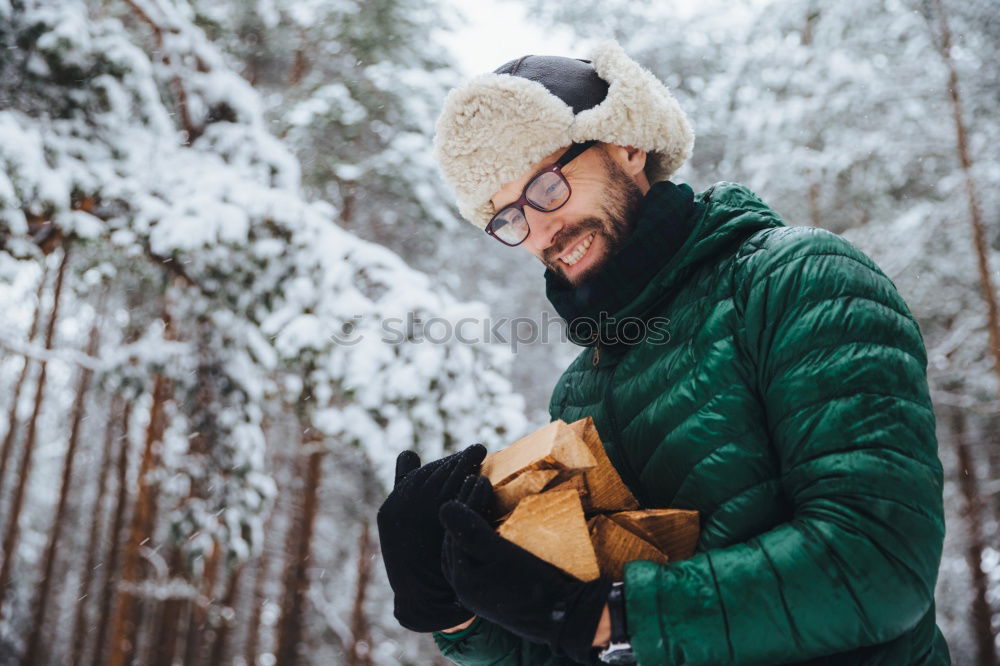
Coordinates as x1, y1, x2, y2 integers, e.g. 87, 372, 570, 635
600, 351, 643, 503
586, 186, 718, 503
603, 360, 620, 439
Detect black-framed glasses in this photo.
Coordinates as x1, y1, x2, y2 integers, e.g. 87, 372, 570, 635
485, 140, 598, 247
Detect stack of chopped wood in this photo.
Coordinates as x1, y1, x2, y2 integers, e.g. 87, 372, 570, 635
480, 418, 699, 581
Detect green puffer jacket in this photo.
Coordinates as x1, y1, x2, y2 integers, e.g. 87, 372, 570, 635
435, 181, 949, 665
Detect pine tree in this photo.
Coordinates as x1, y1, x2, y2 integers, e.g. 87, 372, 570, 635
23, 286, 107, 665
0, 271, 45, 496
1, 1, 525, 662
0, 248, 69, 615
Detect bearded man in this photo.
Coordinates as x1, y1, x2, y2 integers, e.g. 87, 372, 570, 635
376, 41, 950, 665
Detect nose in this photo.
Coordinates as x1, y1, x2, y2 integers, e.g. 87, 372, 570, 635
523, 207, 564, 257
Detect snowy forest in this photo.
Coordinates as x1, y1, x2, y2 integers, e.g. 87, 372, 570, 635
0, 0, 997, 664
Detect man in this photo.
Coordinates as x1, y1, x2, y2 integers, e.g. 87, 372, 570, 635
377, 41, 950, 665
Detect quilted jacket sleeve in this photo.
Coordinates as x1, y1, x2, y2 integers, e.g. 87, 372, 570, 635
622, 226, 946, 665
433, 618, 596, 665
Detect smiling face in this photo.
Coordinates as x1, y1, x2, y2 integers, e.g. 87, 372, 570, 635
490, 143, 651, 286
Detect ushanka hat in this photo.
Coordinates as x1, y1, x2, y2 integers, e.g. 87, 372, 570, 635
434, 40, 694, 229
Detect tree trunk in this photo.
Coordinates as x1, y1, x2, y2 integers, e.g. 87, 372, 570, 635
244, 512, 274, 666
0, 270, 46, 496
951, 410, 999, 666
181, 540, 221, 666
91, 400, 133, 666
150, 597, 185, 666
23, 287, 106, 664
346, 523, 375, 666
808, 181, 822, 228
801, 7, 820, 46
176, 327, 228, 666
289, 34, 309, 87
148, 547, 186, 666
208, 562, 244, 666
69, 396, 121, 666
276, 436, 323, 666
930, 0, 1000, 403
0, 248, 69, 613
106, 366, 172, 666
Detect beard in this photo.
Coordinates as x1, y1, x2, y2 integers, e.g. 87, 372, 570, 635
544, 155, 644, 287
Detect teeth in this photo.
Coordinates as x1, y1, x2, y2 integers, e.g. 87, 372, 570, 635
560, 233, 595, 267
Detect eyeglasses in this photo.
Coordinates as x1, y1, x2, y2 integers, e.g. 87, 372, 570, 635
485, 140, 598, 247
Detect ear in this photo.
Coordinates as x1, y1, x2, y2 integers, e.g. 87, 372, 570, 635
621, 145, 648, 177
602, 144, 647, 178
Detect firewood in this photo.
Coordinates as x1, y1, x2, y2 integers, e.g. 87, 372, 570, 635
497, 490, 601, 582
481, 420, 596, 487
588, 515, 667, 580
608, 509, 700, 562
567, 417, 639, 512
544, 471, 589, 497
487, 420, 701, 580
491, 459, 589, 520
494, 469, 560, 515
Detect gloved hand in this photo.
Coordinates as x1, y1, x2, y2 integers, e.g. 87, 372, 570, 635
440, 476, 612, 664
376, 444, 486, 632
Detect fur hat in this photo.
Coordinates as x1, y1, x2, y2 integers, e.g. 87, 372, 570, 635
434, 40, 694, 229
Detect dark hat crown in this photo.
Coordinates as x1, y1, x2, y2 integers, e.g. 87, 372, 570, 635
493, 55, 610, 115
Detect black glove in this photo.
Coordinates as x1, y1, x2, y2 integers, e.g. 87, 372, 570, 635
376, 444, 486, 632
440, 476, 612, 663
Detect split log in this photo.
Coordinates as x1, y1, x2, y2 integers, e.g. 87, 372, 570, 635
588, 515, 667, 580
494, 469, 559, 516
544, 470, 589, 497
567, 417, 638, 512
497, 490, 600, 582
481, 420, 595, 487
608, 509, 700, 562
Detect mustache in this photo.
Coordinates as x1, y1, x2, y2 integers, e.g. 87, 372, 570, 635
544, 218, 605, 264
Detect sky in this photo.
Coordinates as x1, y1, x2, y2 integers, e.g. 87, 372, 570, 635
443, 0, 591, 76
442, 0, 774, 76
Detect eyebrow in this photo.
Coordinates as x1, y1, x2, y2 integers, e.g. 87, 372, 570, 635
491, 142, 593, 211
493, 159, 556, 210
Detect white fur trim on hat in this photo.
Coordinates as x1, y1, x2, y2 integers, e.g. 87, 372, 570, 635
433, 40, 695, 229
